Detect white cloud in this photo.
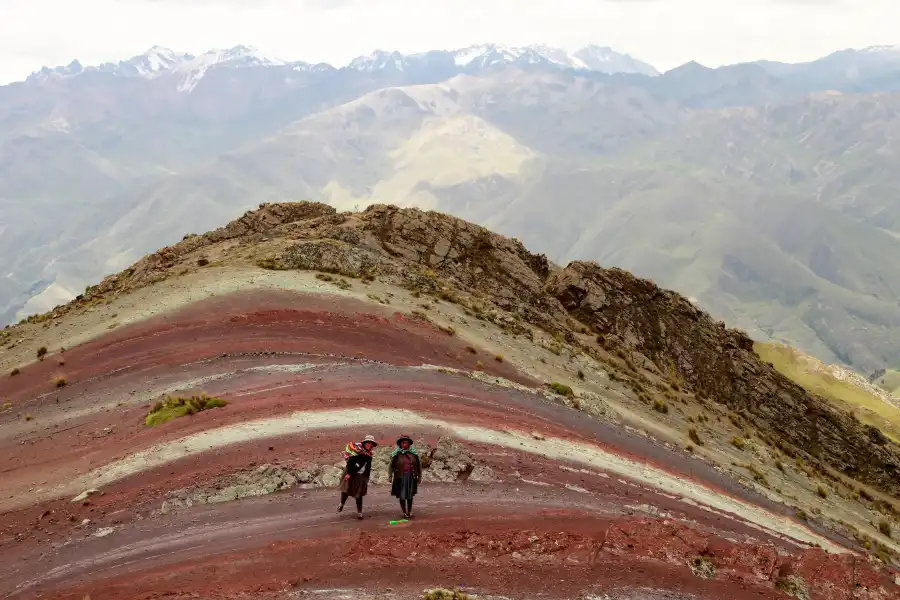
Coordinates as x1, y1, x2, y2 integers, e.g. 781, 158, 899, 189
0, 0, 896, 83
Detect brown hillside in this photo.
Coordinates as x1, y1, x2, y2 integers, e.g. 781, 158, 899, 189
32, 201, 900, 497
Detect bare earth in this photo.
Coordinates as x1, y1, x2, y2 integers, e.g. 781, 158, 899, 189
1, 268, 898, 600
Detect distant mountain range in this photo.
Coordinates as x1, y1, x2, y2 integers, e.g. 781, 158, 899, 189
3, 42, 900, 375
23, 43, 659, 88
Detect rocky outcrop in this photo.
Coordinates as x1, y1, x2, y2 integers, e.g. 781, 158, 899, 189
161, 438, 494, 514
546, 261, 900, 496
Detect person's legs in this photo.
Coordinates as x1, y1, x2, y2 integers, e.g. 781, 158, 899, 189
399, 499, 407, 515
406, 497, 414, 517
338, 492, 349, 512
355, 495, 363, 517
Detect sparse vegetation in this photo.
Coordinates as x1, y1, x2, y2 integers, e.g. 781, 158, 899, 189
465, 345, 477, 354
688, 427, 703, 446
577, 369, 585, 380
652, 399, 669, 414
439, 324, 456, 336
423, 589, 469, 600
10, 368, 19, 377
24, 414, 33, 421
475, 361, 484, 370
196, 258, 210, 266
53, 376, 67, 388
550, 382, 575, 399
145, 393, 228, 427
37, 346, 48, 360
878, 519, 892, 538
730, 436, 747, 450
817, 485, 829, 499
2, 402, 11, 410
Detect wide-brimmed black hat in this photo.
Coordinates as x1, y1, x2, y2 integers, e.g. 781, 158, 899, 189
396, 434, 413, 446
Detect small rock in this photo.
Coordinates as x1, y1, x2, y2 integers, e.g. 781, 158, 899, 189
71, 489, 100, 503
93, 527, 115, 538
80, 519, 91, 526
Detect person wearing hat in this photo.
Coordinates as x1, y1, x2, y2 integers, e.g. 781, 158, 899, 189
388, 434, 422, 518
338, 434, 377, 519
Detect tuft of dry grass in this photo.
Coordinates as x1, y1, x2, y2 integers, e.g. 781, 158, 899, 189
10, 368, 19, 377
688, 427, 703, 446
37, 346, 48, 360
494, 354, 503, 362
652, 399, 669, 414
878, 519, 892, 538
817, 485, 829, 499
730, 436, 747, 450
53, 375, 67, 388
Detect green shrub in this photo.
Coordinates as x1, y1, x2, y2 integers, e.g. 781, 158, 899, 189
145, 393, 228, 426
550, 382, 575, 399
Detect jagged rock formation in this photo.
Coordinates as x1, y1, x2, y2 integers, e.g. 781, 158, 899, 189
547, 262, 900, 495
40, 202, 900, 497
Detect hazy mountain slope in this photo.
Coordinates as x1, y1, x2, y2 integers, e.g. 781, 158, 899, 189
5, 44, 900, 376
43, 73, 900, 372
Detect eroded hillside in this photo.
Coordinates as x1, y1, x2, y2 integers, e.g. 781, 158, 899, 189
1, 202, 899, 599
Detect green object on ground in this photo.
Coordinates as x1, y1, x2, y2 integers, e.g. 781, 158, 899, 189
389, 519, 409, 525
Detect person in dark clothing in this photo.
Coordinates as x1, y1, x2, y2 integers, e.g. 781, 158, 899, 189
388, 434, 422, 518
338, 434, 377, 519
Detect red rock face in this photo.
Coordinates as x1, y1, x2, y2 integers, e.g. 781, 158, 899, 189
2, 288, 898, 600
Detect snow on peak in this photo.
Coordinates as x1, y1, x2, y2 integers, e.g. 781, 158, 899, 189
25, 45, 287, 86
348, 50, 407, 72
860, 45, 900, 54
446, 43, 657, 75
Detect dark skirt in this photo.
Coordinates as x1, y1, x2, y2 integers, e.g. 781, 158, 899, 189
340, 473, 369, 498
391, 472, 418, 499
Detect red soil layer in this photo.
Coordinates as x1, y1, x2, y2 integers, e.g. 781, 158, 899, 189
1, 288, 532, 408
25, 504, 900, 600
4, 288, 897, 599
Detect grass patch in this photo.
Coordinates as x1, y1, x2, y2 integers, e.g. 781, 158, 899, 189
755, 341, 900, 443
817, 485, 829, 499
423, 589, 469, 600
145, 393, 228, 427
37, 346, 48, 360
878, 519, 893, 538
550, 382, 575, 399
652, 399, 669, 414
730, 436, 747, 450
53, 376, 67, 388
494, 354, 504, 362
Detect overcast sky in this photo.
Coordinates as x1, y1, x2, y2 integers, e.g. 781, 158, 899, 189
0, 0, 895, 84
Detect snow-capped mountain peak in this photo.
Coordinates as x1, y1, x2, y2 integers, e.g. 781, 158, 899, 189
26, 45, 286, 86
348, 50, 407, 72
445, 43, 658, 75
